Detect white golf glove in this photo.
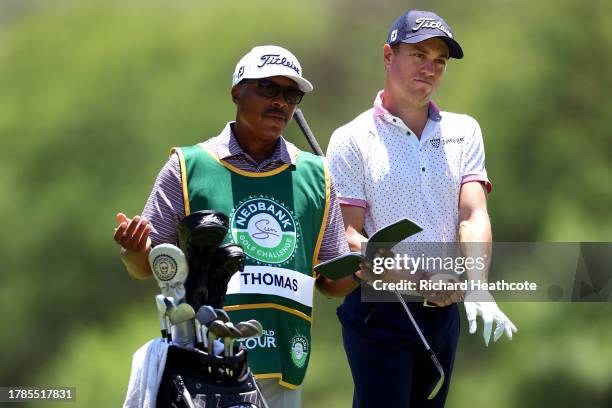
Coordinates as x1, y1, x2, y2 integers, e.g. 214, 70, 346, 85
464, 291, 517, 346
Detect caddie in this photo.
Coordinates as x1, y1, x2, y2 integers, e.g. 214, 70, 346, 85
113, 45, 350, 408
326, 10, 518, 407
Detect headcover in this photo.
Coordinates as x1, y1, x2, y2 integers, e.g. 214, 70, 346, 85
178, 210, 229, 259
179, 211, 230, 310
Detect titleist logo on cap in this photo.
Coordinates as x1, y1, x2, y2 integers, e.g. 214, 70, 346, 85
258, 54, 301, 75
412, 18, 453, 38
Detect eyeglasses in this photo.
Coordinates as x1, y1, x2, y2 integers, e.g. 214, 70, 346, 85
244, 79, 305, 105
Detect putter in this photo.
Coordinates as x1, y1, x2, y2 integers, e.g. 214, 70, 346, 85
155, 294, 169, 342
394, 290, 445, 400
149, 243, 189, 304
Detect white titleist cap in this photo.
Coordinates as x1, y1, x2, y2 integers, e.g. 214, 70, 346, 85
231, 45, 313, 92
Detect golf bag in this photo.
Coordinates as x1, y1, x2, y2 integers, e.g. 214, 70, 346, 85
147, 210, 267, 408
156, 346, 266, 408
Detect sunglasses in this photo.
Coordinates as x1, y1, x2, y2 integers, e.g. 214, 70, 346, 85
244, 79, 305, 104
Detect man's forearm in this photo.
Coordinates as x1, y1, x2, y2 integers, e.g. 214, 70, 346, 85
121, 247, 153, 280
316, 275, 359, 298
459, 209, 492, 282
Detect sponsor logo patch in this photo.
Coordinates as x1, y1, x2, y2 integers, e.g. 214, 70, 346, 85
230, 196, 299, 265
152, 254, 177, 281
290, 334, 309, 368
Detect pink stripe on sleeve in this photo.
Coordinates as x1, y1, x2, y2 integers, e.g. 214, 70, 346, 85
461, 175, 493, 193
339, 197, 368, 208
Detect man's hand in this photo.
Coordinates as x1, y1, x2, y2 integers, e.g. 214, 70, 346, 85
113, 213, 153, 279
421, 273, 465, 307
464, 291, 517, 346
113, 213, 151, 252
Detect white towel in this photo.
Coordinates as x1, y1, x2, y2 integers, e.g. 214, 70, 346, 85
123, 338, 169, 408
123, 338, 226, 408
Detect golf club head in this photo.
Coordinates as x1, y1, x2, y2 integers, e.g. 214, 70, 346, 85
214, 308, 230, 323
168, 303, 196, 325
196, 305, 218, 326
225, 322, 242, 339
427, 350, 446, 400
149, 243, 188, 303
208, 320, 231, 338
246, 319, 264, 333
236, 321, 262, 338
223, 323, 242, 358
207, 320, 230, 356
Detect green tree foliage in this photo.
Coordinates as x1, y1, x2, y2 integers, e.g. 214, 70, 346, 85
1, 0, 611, 406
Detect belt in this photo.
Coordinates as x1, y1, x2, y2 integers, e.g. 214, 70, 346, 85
399, 293, 439, 308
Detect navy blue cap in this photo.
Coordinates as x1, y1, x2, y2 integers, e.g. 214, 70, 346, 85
386, 10, 463, 59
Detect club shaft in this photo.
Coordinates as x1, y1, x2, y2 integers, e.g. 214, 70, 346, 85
294, 109, 324, 156
394, 290, 432, 351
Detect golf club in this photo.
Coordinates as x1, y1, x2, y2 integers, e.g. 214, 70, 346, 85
394, 289, 445, 400
194, 319, 203, 350
224, 322, 242, 357
236, 321, 262, 339
294, 108, 324, 156
245, 319, 263, 334
214, 308, 230, 323
196, 305, 218, 351
208, 320, 231, 356
165, 300, 196, 325
155, 294, 169, 342
164, 297, 196, 348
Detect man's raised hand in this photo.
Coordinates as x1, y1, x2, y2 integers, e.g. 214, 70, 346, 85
113, 213, 151, 252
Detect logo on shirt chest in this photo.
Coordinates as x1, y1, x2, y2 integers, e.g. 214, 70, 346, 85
430, 137, 465, 148
230, 196, 299, 265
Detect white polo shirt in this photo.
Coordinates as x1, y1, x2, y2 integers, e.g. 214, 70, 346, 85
327, 91, 492, 242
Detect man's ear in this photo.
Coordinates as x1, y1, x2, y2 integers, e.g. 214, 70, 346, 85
383, 44, 394, 71
231, 85, 240, 104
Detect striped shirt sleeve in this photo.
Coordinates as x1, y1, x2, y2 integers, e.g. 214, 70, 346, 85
317, 178, 350, 262
142, 153, 185, 247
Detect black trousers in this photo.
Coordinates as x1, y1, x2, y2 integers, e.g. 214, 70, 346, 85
338, 291, 460, 408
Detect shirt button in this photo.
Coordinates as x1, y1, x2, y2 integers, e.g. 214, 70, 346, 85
406, 131, 411, 136
421, 167, 426, 172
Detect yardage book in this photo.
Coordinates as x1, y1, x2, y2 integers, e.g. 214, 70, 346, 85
314, 218, 423, 281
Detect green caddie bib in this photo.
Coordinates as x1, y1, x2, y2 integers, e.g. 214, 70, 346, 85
172, 142, 329, 389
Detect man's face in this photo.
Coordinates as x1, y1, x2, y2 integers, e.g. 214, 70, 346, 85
384, 37, 449, 106
232, 76, 301, 144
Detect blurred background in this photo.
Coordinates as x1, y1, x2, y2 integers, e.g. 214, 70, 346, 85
1, 0, 611, 406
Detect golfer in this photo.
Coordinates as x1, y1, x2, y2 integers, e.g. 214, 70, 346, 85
326, 10, 517, 407
113, 45, 349, 408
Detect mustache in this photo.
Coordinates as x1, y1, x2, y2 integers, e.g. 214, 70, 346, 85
263, 107, 289, 121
